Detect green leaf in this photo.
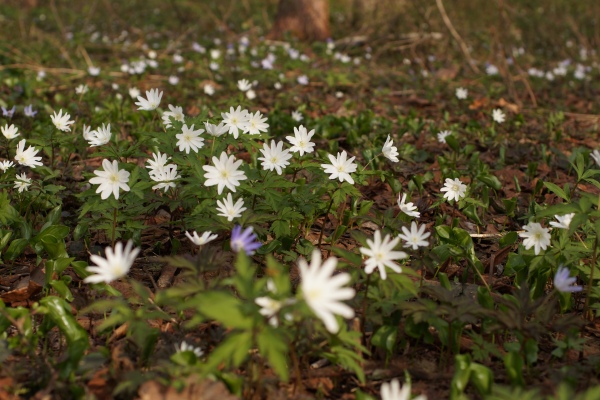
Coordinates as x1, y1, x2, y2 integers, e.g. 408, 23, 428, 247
4, 238, 29, 260
371, 325, 397, 354
204, 331, 253, 371
189, 291, 253, 329
39, 296, 89, 377
257, 327, 289, 381
543, 182, 569, 201
49, 279, 74, 302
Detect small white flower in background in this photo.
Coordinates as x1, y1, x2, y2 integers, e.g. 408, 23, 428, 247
192, 42, 206, 53
216, 193, 247, 221
89, 159, 130, 200
202, 151, 247, 195
14, 139, 43, 168
492, 109, 506, 124
553, 266, 582, 293
147, 50, 157, 59
209, 61, 220, 71
291, 110, 303, 122
210, 49, 221, 59
242, 111, 269, 135
84, 240, 140, 284
86, 123, 112, 147
486, 64, 499, 75
591, 150, 600, 167
37, 70, 46, 81
14, 173, 32, 193
1, 124, 19, 140
51, 109, 75, 132
382, 135, 399, 162
88, 66, 101, 76
437, 130, 452, 143
135, 88, 163, 111
255, 297, 285, 327
203, 84, 215, 96
440, 178, 467, 202
297, 75, 309, 85
335, 91, 344, 98
0, 160, 14, 172
204, 121, 228, 137
237, 79, 252, 92
150, 165, 180, 192
146, 151, 175, 178
75, 84, 89, 95
321, 150, 358, 185
381, 379, 427, 400
246, 89, 257, 100
162, 104, 185, 128
168, 75, 179, 85
286, 125, 316, 156
175, 341, 204, 358
258, 140, 292, 175
360, 230, 407, 280
221, 106, 250, 139
455, 87, 468, 100
111, 83, 119, 90
519, 222, 551, 255
398, 221, 431, 250
274, 82, 282, 90
173, 53, 184, 64
128, 87, 141, 99
176, 124, 205, 154
549, 213, 575, 230
185, 230, 218, 246
299, 249, 355, 334
397, 193, 420, 218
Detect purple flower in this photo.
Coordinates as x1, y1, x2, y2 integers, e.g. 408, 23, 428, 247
24, 105, 37, 118
2, 106, 16, 118
554, 266, 582, 293
230, 225, 261, 255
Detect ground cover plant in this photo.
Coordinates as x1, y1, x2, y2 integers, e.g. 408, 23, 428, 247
1, 0, 600, 398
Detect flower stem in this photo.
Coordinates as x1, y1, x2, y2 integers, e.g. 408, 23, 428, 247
327, 194, 348, 258
318, 197, 335, 248
111, 206, 118, 248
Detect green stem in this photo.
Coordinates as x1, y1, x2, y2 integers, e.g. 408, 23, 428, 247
327, 194, 348, 258
111, 206, 118, 248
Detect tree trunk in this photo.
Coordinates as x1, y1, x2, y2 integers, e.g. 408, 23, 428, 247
268, 0, 330, 42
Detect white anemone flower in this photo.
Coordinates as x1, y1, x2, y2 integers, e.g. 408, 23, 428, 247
398, 221, 431, 250
360, 230, 408, 280
175, 124, 205, 154
397, 193, 420, 218
51, 109, 74, 132
440, 178, 467, 202
202, 151, 247, 194
382, 135, 399, 162
88, 159, 130, 200
84, 241, 140, 284
185, 230, 218, 246
135, 88, 163, 111
216, 193, 247, 221
286, 125, 316, 156
14, 139, 43, 168
258, 140, 292, 175
321, 151, 358, 185
299, 249, 355, 333
519, 222, 551, 255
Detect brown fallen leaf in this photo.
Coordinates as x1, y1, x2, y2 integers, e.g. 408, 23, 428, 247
137, 375, 239, 400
